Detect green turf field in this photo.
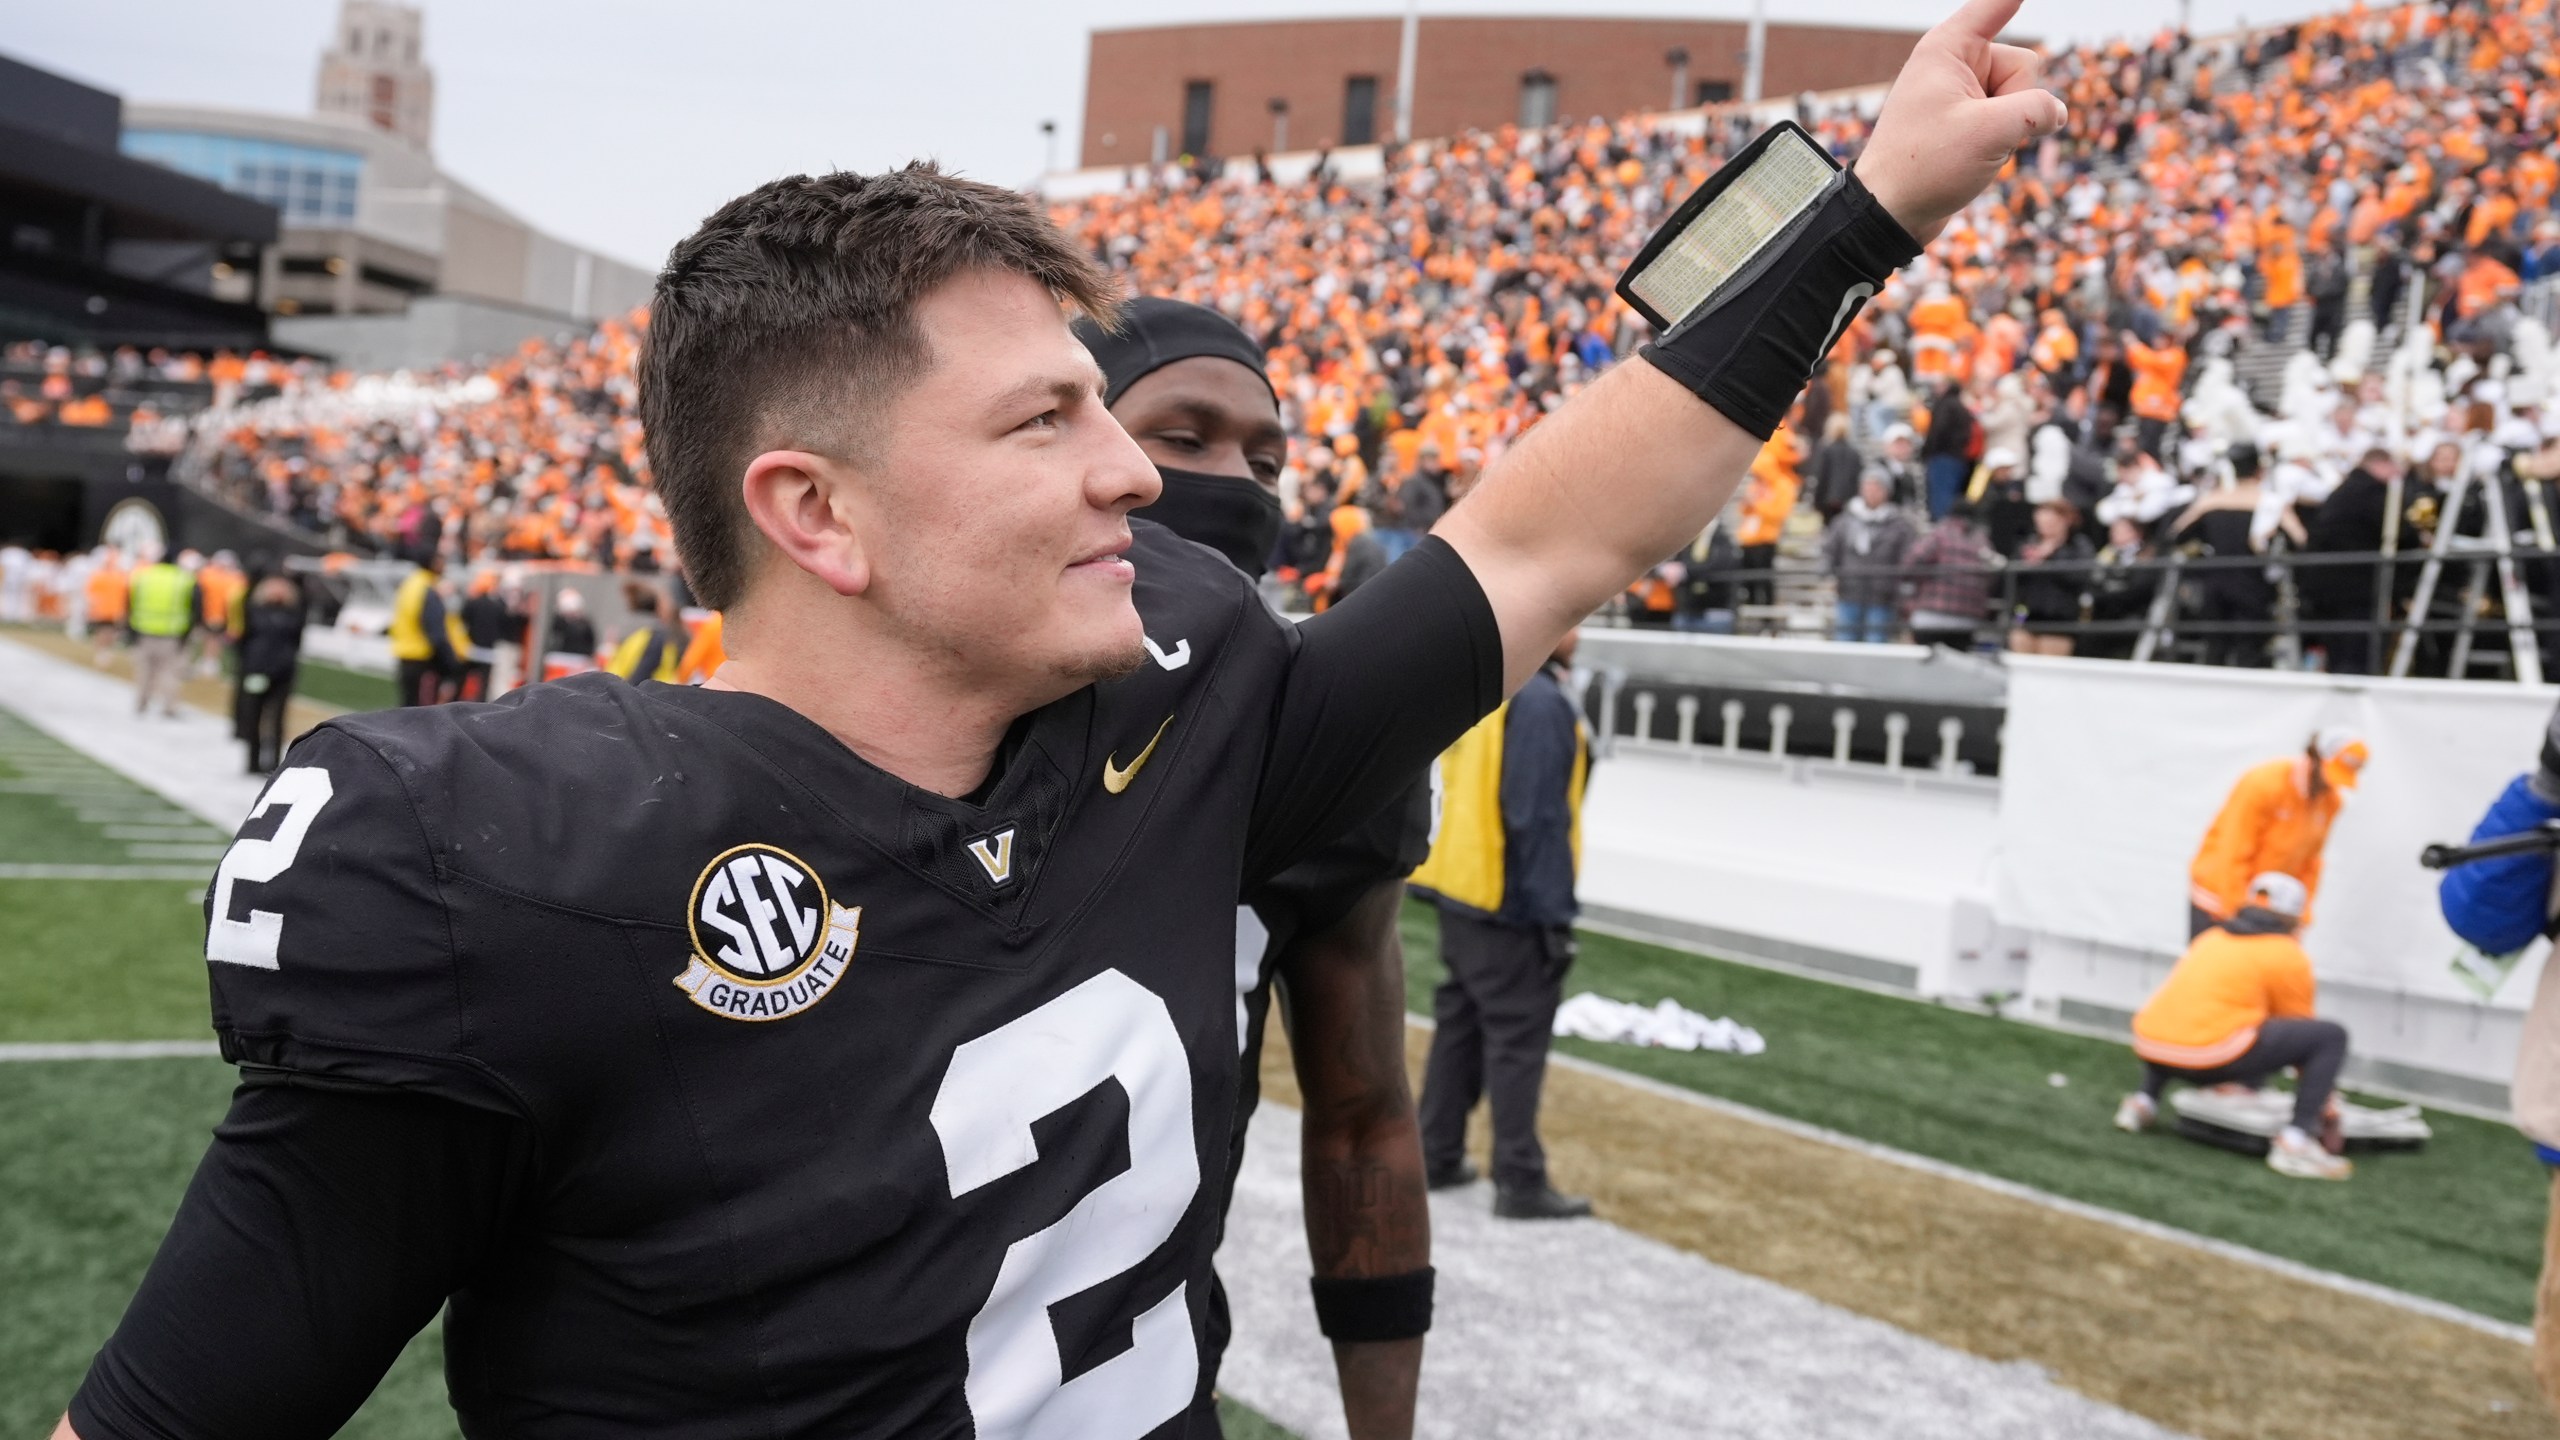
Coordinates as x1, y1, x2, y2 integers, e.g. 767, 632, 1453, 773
1401, 897, 2546, 1326
1, 675, 2531, 1431
293, 657, 401, 715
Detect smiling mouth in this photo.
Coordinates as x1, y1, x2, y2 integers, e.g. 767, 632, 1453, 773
1068, 537, 1134, 575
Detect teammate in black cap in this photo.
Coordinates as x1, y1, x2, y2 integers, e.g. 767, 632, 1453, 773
1078, 297, 1434, 1438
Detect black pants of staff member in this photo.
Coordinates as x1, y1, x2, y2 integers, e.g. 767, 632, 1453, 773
1739, 544, 1777, 608
2140, 1017, 2350, 1133
234, 670, 293, 774
1419, 909, 1574, 1190
396, 658, 451, 707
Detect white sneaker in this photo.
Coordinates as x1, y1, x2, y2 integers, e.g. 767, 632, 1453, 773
2267, 1126, 2352, 1181
2113, 1093, 2156, 1133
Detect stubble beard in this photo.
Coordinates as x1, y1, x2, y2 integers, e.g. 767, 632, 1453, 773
1061, 637, 1147, 686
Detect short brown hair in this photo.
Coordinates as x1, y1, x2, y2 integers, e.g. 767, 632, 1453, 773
639, 164, 1120, 609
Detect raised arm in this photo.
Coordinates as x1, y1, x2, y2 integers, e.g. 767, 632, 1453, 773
1435, 0, 2066, 689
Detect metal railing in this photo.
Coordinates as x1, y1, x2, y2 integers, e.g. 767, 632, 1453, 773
1624, 544, 2560, 682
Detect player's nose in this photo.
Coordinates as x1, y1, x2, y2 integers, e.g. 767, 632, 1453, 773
1088, 415, 1163, 514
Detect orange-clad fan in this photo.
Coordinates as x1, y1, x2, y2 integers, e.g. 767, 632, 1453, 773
2122, 330, 2187, 451
673, 608, 725, 684
195, 550, 247, 674
82, 548, 127, 664
117, 0, 2560, 622
2116, 873, 2354, 1181
2188, 728, 2369, 936
1731, 428, 1802, 609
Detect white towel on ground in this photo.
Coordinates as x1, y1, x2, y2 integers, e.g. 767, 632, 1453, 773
1553, 993, 1766, 1055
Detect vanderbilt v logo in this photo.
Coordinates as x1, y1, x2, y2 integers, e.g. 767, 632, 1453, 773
966, 828, 1016, 887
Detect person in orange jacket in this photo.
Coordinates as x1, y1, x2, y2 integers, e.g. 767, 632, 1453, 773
82, 547, 128, 666
2189, 727, 2368, 936
2122, 327, 2188, 459
1734, 428, 1801, 609
2115, 872, 2353, 1181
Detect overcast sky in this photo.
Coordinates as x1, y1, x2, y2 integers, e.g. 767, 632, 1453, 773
10, 0, 2336, 273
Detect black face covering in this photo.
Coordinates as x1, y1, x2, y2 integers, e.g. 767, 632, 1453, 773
1135, 468, 1283, 577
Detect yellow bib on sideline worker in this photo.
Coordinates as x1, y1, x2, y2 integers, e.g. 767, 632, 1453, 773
127, 563, 195, 639
388, 568, 442, 662
609, 626, 683, 683
1407, 696, 1587, 916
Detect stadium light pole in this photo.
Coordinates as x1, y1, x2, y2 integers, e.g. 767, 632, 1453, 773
1742, 0, 1766, 107
1039, 119, 1056, 176
1394, 0, 1418, 146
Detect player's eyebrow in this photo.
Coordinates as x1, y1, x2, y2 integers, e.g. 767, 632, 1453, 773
1148, 399, 1288, 449
985, 368, 1101, 423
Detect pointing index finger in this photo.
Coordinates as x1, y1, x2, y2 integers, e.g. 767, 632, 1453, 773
1940, 0, 2029, 48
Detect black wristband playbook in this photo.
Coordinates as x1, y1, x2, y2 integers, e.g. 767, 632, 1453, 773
1308, 1267, 1435, 1343
1617, 120, 1923, 440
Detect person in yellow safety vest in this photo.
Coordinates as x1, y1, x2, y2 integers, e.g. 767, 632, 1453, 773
2188, 727, 2369, 937
125, 541, 198, 719
2114, 872, 2353, 1181
1409, 630, 1595, 1220
388, 552, 462, 706
607, 582, 686, 683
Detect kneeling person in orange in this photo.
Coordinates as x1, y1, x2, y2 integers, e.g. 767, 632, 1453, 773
2115, 873, 2352, 1181
2189, 727, 2367, 937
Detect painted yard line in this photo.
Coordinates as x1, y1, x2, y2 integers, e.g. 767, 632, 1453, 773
0, 864, 210, 880
102, 826, 226, 842
1527, 1038, 2535, 1347
0, 780, 135, 795
121, 844, 227, 861
0, 1041, 220, 1062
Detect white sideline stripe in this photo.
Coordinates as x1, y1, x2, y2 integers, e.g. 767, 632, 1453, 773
1218, 1101, 2191, 1440
0, 638, 270, 828
1519, 1033, 2536, 1346
0, 864, 207, 880
0, 1041, 219, 1062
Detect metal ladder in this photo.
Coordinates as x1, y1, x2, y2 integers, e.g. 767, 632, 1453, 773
2387, 457, 2545, 683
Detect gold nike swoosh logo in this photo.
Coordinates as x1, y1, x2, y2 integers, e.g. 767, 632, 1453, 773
1103, 713, 1175, 795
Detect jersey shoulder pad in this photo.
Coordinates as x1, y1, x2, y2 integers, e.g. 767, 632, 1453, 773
1127, 517, 1290, 654
321, 675, 705, 918
207, 722, 513, 1110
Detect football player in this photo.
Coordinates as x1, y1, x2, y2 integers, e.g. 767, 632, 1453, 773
59, 7, 2058, 1436
1080, 297, 1435, 1437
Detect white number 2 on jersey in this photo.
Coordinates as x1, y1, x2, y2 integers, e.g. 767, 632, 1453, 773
206, 765, 335, 969
931, 969, 1200, 1440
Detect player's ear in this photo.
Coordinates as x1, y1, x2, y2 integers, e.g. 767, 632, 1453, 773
739, 449, 870, 598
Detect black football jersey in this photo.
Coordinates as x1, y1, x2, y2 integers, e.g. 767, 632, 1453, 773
194, 524, 1498, 1439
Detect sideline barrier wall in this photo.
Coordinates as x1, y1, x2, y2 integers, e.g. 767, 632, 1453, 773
1568, 639, 2546, 1112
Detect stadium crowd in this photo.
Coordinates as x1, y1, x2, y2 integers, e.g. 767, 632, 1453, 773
36, 0, 2560, 675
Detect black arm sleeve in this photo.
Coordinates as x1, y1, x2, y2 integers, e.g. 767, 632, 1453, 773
68, 1075, 534, 1440
1246, 535, 1502, 885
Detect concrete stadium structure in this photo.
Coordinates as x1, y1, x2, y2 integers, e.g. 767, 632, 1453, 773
1078, 13, 1925, 168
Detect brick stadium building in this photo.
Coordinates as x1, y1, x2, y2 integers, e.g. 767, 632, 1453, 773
1079, 14, 1927, 168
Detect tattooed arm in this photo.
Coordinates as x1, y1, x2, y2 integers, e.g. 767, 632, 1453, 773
1279, 878, 1430, 1440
